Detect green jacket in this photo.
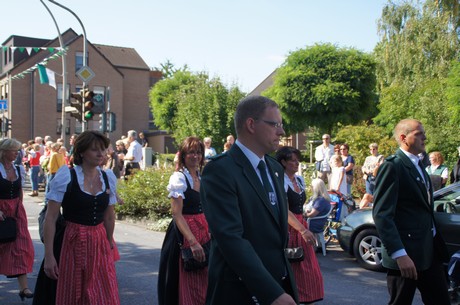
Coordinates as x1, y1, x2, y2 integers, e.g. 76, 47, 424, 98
373, 148, 437, 271
201, 144, 298, 305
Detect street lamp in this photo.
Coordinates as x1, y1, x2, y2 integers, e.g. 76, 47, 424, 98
39, 0, 67, 143
48, 0, 89, 131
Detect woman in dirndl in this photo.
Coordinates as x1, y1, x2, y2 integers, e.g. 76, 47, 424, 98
43, 130, 119, 305
0, 138, 35, 301
276, 146, 324, 304
158, 136, 210, 305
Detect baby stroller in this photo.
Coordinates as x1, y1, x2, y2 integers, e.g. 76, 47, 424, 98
324, 190, 356, 245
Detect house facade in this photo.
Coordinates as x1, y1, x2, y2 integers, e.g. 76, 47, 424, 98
0, 28, 167, 150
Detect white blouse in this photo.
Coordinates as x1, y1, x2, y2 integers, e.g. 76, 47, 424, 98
167, 168, 199, 199
283, 173, 306, 193
46, 165, 117, 205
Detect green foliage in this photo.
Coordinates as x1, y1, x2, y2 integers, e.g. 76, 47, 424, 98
116, 167, 174, 219
334, 123, 398, 166
264, 43, 378, 134
446, 61, 460, 127
149, 70, 245, 150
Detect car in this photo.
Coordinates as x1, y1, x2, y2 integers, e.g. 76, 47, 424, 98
337, 182, 460, 271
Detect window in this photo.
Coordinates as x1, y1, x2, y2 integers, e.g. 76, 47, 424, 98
57, 83, 70, 112
75, 52, 88, 72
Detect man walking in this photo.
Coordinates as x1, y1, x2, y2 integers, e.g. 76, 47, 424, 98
373, 118, 449, 305
124, 130, 142, 178
201, 95, 298, 305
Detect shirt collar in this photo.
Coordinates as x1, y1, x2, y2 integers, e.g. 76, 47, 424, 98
235, 139, 266, 171
400, 148, 421, 167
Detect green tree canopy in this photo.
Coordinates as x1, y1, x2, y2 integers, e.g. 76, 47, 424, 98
264, 43, 378, 135
149, 70, 245, 149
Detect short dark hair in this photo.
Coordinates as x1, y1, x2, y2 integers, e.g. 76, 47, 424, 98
275, 146, 301, 168
234, 95, 278, 136
72, 131, 110, 166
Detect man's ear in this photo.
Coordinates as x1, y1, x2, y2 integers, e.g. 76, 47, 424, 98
246, 118, 257, 135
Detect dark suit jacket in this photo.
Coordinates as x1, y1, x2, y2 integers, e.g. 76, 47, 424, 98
200, 144, 298, 305
373, 148, 442, 271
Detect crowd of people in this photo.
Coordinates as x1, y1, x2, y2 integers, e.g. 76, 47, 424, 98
2, 94, 460, 305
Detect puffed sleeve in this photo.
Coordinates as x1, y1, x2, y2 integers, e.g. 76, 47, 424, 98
46, 165, 71, 204
104, 169, 118, 205
283, 174, 289, 192
167, 171, 187, 199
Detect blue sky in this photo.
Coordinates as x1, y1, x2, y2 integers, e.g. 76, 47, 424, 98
4, 0, 388, 92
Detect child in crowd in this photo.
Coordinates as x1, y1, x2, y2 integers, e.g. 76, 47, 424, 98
329, 155, 347, 195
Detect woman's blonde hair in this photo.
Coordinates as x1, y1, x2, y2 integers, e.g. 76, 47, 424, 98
0, 138, 21, 161
311, 178, 331, 201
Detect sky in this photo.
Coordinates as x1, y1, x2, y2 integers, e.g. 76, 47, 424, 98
3, 0, 389, 93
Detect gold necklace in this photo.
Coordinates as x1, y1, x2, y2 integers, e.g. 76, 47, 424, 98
84, 171, 99, 191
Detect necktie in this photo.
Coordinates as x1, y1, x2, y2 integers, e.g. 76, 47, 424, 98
418, 160, 431, 202
257, 161, 279, 216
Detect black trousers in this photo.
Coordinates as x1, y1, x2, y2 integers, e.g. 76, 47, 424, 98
387, 259, 450, 305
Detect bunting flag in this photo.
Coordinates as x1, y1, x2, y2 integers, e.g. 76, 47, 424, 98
37, 64, 56, 89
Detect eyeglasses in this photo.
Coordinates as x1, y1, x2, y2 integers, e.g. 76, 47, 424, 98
260, 120, 283, 129
187, 151, 202, 155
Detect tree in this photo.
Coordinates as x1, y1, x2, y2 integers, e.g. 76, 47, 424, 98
264, 43, 378, 135
373, 0, 460, 165
149, 70, 245, 148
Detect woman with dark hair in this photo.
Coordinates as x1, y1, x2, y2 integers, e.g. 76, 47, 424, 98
276, 146, 324, 304
41, 131, 120, 305
0, 138, 34, 301
158, 136, 210, 305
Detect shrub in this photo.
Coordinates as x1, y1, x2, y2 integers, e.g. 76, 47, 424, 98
116, 167, 173, 220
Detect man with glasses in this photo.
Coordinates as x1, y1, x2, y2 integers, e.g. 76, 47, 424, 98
201, 95, 298, 305
314, 134, 334, 184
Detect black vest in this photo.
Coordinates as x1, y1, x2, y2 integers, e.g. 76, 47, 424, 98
180, 171, 203, 215
0, 165, 21, 199
61, 168, 110, 226
286, 177, 306, 215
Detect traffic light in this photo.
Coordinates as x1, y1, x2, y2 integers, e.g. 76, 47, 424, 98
1, 118, 11, 132
99, 112, 107, 133
108, 112, 116, 132
68, 89, 95, 121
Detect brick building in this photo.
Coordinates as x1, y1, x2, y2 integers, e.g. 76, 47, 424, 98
0, 28, 170, 151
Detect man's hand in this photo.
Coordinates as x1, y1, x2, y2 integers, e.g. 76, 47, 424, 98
270, 293, 296, 305
396, 255, 418, 280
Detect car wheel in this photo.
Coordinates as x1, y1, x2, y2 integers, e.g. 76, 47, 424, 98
353, 228, 384, 272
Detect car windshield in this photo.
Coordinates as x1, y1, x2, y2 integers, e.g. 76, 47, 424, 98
434, 183, 460, 213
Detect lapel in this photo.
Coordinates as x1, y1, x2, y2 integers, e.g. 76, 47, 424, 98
396, 149, 432, 209
229, 145, 282, 227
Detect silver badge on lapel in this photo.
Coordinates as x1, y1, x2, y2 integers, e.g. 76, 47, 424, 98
269, 192, 276, 205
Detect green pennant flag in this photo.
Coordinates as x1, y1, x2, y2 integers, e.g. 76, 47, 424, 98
37, 64, 56, 89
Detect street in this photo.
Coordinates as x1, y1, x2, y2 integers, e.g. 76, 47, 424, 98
1, 184, 426, 305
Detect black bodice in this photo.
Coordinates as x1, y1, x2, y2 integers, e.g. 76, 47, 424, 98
180, 171, 203, 215
286, 177, 306, 215
0, 165, 22, 199
61, 169, 110, 226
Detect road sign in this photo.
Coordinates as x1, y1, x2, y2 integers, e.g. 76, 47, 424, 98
76, 66, 95, 83
0, 100, 7, 110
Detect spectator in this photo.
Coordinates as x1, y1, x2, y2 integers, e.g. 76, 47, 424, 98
104, 144, 121, 179
305, 178, 333, 234
426, 151, 448, 191
329, 155, 347, 195
138, 132, 149, 148
340, 143, 355, 195
226, 134, 235, 147
27, 144, 41, 197
362, 143, 384, 195
158, 136, 209, 305
124, 130, 143, 179
276, 146, 324, 304
0, 138, 35, 300
314, 134, 334, 184
223, 141, 231, 152
203, 137, 217, 160
333, 144, 341, 156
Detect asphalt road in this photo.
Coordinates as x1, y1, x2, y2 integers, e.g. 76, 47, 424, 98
0, 182, 441, 305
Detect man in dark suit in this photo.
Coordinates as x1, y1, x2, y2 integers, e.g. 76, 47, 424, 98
373, 119, 450, 305
201, 95, 301, 305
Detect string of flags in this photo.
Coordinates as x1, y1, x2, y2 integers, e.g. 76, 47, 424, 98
1, 46, 64, 56
0, 47, 67, 85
